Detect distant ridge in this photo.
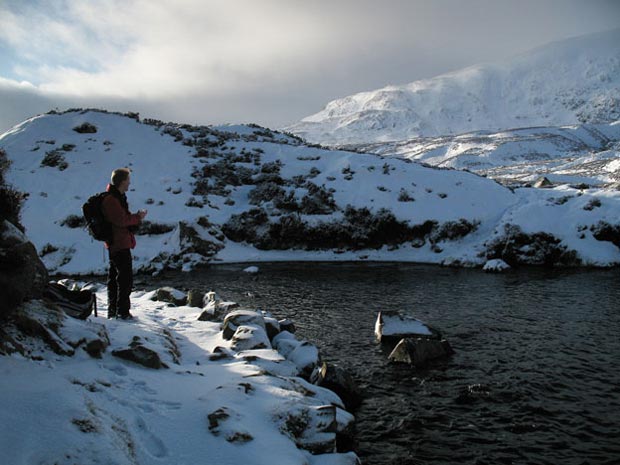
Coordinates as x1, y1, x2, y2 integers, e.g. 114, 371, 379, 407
286, 28, 620, 145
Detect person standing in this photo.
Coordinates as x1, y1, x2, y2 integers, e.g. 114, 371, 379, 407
102, 168, 147, 319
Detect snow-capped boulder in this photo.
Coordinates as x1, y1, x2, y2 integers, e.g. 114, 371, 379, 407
273, 331, 321, 379
387, 337, 454, 367
230, 324, 271, 351
222, 309, 266, 340
374, 311, 440, 343
243, 266, 259, 274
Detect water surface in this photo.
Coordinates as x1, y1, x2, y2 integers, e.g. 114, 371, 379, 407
146, 263, 620, 465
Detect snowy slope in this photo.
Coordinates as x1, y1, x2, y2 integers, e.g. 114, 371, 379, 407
2, 109, 620, 272
285, 29, 620, 145
346, 121, 620, 187
0, 284, 358, 465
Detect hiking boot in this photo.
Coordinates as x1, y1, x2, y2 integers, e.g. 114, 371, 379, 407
107, 311, 117, 319
118, 312, 134, 320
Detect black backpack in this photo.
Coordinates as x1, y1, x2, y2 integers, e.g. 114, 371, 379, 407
44, 282, 97, 319
82, 192, 113, 243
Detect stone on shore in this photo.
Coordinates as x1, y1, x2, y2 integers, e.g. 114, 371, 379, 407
311, 362, 362, 411
230, 324, 271, 351
152, 286, 187, 306
222, 309, 266, 340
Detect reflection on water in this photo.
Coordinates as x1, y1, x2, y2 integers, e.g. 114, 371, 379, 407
146, 263, 620, 465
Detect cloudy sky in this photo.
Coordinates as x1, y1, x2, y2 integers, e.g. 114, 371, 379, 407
1, 0, 619, 133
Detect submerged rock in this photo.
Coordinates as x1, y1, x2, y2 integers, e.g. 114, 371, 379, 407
388, 337, 454, 367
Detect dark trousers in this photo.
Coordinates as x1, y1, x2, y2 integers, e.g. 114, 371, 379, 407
107, 249, 133, 317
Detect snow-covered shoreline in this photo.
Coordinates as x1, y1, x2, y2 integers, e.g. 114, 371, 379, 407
0, 283, 360, 465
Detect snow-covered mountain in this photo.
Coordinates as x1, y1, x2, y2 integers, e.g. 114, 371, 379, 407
286, 28, 620, 146
345, 121, 620, 187
2, 109, 620, 273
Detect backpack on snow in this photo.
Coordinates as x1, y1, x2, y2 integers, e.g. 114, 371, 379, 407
44, 282, 97, 319
82, 192, 113, 243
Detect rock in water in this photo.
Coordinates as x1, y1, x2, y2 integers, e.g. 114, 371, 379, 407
374, 311, 440, 343
311, 362, 362, 411
388, 337, 454, 367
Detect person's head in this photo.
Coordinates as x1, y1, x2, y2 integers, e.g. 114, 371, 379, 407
110, 168, 131, 193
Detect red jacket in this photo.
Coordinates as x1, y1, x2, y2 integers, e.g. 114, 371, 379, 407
102, 184, 141, 253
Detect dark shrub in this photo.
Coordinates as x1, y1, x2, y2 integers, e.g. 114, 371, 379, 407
222, 208, 269, 243
485, 224, 580, 267
41, 150, 68, 170
60, 214, 86, 228
136, 221, 176, 235
398, 189, 414, 202
430, 219, 479, 243
583, 199, 602, 211
590, 221, 620, 247
0, 149, 24, 230
300, 183, 337, 214
73, 122, 97, 133
248, 182, 286, 205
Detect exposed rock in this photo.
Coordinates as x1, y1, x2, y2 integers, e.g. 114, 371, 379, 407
374, 311, 441, 344
230, 324, 271, 351
153, 286, 187, 306
0, 220, 49, 317
187, 289, 204, 308
278, 318, 296, 334
387, 337, 455, 367
112, 339, 169, 369
263, 316, 281, 341
222, 309, 266, 340
534, 176, 553, 188
311, 363, 362, 411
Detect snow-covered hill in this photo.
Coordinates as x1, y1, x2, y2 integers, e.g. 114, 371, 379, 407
286, 29, 620, 146
345, 121, 620, 187
2, 109, 620, 273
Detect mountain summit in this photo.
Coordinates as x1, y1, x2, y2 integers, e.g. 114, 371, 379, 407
286, 28, 620, 145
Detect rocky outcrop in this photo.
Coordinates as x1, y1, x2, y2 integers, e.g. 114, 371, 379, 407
0, 220, 49, 317
1, 299, 109, 358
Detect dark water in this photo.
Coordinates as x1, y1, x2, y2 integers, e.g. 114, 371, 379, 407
145, 263, 620, 465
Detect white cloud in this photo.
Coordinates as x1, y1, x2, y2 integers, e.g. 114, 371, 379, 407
0, 0, 619, 133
